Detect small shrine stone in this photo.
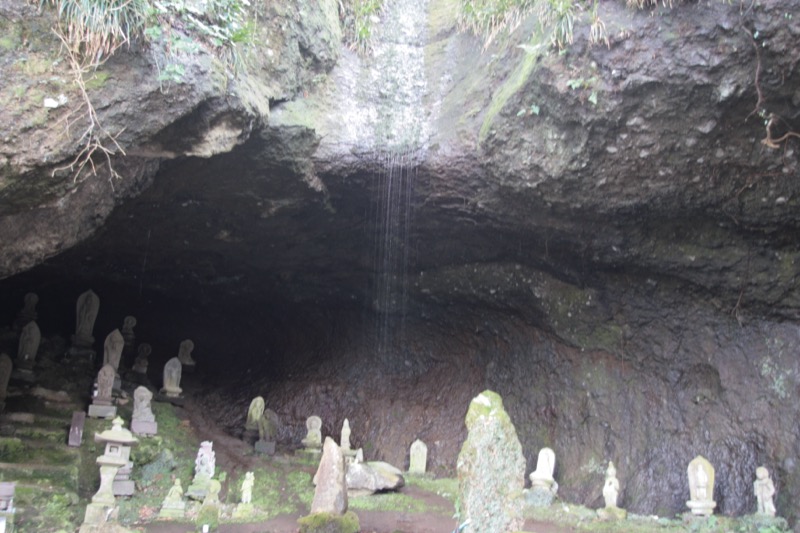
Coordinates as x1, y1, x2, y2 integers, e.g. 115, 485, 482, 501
302, 415, 323, 450
160, 357, 183, 398
71, 289, 100, 351
0, 354, 12, 412
754, 466, 776, 517
526, 447, 558, 507
311, 437, 348, 515
458, 390, 525, 533
88, 365, 117, 419
69, 411, 86, 447
158, 478, 185, 519
686, 455, 716, 516
16, 321, 40, 371
14, 292, 38, 330
132, 343, 151, 374
409, 439, 428, 474
131, 386, 158, 436
187, 441, 216, 500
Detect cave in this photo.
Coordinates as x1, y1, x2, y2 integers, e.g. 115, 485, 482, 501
1, 0, 799, 528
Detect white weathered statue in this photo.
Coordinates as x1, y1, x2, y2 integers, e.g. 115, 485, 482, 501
603, 461, 620, 508
302, 415, 323, 450
241, 472, 254, 504
245, 396, 265, 432
160, 357, 183, 398
341, 418, 352, 451
103, 329, 124, 372
409, 439, 428, 474
687, 455, 716, 516
530, 447, 556, 488
754, 466, 776, 517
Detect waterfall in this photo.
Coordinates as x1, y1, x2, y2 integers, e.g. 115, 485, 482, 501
363, 0, 429, 363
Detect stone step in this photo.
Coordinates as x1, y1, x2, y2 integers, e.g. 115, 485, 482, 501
10, 423, 69, 444
0, 462, 80, 491
0, 437, 80, 464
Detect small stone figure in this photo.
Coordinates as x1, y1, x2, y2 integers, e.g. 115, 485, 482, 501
187, 441, 216, 500
88, 364, 117, 418
196, 479, 222, 529
131, 386, 158, 436
178, 339, 196, 367
302, 415, 323, 450
103, 329, 124, 374
243, 396, 265, 443
14, 292, 38, 331
754, 466, 776, 517
686, 455, 716, 516
409, 439, 428, 474
16, 321, 40, 371
132, 343, 151, 374
71, 289, 100, 350
160, 357, 183, 398
241, 472, 254, 504
526, 447, 558, 507
597, 461, 626, 520
158, 478, 186, 519
341, 418, 352, 452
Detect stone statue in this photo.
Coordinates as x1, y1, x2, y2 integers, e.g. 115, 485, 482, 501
166, 478, 183, 502
133, 343, 151, 374
15, 292, 38, 330
178, 339, 195, 366
72, 290, 100, 348
603, 461, 619, 508
302, 415, 323, 450
103, 329, 124, 372
161, 357, 183, 398
687, 455, 716, 516
241, 472, 254, 504
159, 478, 186, 519
754, 466, 776, 517
245, 396, 265, 432
527, 447, 558, 507
409, 439, 428, 474
95, 365, 115, 405
341, 418, 352, 451
187, 441, 216, 500
17, 321, 40, 370
131, 386, 157, 435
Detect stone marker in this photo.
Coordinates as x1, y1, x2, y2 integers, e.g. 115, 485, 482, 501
597, 461, 627, 520
16, 321, 40, 372
131, 386, 158, 436
187, 441, 216, 500
132, 343, 151, 375
409, 439, 427, 474
243, 396, 265, 443
103, 329, 124, 373
302, 415, 323, 450
177, 339, 196, 370
71, 289, 100, 353
255, 408, 279, 455
340, 418, 352, 452
686, 455, 716, 516
754, 466, 776, 517
14, 292, 38, 331
0, 354, 12, 412
457, 390, 525, 533
311, 437, 348, 515
158, 478, 185, 519
88, 365, 117, 419
69, 411, 86, 447
121, 316, 136, 360
527, 447, 558, 507
160, 357, 183, 398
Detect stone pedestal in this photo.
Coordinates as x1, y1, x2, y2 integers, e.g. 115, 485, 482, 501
88, 404, 117, 419
131, 420, 157, 436
158, 500, 185, 520
255, 440, 276, 455
113, 462, 135, 496
232, 503, 254, 520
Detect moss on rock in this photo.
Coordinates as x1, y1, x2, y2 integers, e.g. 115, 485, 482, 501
297, 510, 360, 533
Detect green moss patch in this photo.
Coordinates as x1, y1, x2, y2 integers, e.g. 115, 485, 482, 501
298, 510, 360, 533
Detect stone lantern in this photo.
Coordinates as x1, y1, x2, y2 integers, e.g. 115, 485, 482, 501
80, 417, 138, 531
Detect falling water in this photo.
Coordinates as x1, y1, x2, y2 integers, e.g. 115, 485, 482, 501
363, 0, 429, 363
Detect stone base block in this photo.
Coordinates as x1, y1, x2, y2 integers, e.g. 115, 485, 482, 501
297, 511, 360, 533
255, 440, 276, 455
525, 486, 557, 508
155, 392, 184, 406
597, 506, 627, 521
113, 480, 135, 496
88, 404, 117, 419
232, 503, 254, 520
131, 420, 158, 436
158, 504, 185, 520
686, 499, 716, 516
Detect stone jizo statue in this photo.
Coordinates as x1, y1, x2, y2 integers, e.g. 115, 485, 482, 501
178, 339, 195, 366
341, 418, 352, 451
686, 455, 716, 516
530, 447, 556, 488
302, 415, 323, 450
166, 478, 183, 502
103, 329, 124, 372
241, 472, 254, 504
73, 290, 100, 347
161, 357, 183, 398
603, 461, 619, 508
754, 466, 776, 517
245, 396, 265, 432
